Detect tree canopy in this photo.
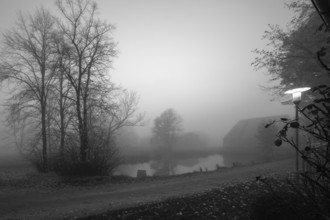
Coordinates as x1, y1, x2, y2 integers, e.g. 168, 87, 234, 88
252, 1, 330, 98
152, 108, 182, 148
0, 0, 142, 175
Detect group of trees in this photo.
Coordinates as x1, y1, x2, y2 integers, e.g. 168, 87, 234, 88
0, 0, 142, 175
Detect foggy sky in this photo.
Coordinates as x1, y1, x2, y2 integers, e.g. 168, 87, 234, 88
0, 0, 296, 146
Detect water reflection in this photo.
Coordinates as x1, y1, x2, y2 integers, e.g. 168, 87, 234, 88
115, 154, 225, 177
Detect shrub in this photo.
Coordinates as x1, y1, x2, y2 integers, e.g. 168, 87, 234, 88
54, 139, 120, 176
251, 190, 320, 220
27, 134, 120, 177
265, 85, 330, 219
251, 177, 329, 220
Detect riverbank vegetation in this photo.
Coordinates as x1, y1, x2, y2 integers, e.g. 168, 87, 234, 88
0, 155, 227, 191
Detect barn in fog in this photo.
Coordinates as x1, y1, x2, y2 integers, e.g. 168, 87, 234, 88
222, 115, 294, 166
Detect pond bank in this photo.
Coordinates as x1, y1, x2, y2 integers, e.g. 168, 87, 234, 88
0, 159, 295, 219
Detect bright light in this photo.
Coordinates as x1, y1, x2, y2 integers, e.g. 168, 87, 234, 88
285, 87, 310, 103
292, 92, 301, 103
284, 87, 311, 94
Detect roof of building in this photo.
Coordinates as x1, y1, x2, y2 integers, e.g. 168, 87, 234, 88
223, 115, 289, 143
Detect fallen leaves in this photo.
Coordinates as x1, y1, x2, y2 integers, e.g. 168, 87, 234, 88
80, 174, 294, 220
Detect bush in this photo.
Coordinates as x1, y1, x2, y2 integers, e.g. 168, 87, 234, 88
251, 178, 329, 220
251, 191, 320, 220
28, 135, 120, 177
54, 140, 120, 176
28, 151, 61, 173
265, 85, 330, 219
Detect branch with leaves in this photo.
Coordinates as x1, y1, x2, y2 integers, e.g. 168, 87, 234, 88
266, 85, 330, 201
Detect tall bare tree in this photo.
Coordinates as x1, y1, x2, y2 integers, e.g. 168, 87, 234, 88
106, 91, 144, 138
55, 0, 117, 162
50, 33, 77, 161
0, 8, 57, 171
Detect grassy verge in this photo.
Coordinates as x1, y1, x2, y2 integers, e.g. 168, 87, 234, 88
0, 166, 229, 191
79, 174, 326, 220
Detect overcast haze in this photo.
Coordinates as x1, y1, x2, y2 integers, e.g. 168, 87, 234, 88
0, 0, 296, 147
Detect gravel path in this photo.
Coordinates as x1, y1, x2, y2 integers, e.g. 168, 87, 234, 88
0, 159, 294, 220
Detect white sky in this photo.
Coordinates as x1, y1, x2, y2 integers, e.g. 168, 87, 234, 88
0, 0, 296, 145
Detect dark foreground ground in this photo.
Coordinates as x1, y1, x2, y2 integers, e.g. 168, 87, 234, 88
81, 175, 314, 220
0, 159, 302, 220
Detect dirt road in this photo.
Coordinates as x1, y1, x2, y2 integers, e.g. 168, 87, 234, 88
0, 159, 294, 220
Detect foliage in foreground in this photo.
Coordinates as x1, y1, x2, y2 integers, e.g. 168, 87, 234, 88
267, 85, 330, 218
252, 1, 330, 98
79, 175, 326, 220
254, 1, 330, 219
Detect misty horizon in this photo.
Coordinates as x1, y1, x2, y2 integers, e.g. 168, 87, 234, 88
0, 0, 297, 152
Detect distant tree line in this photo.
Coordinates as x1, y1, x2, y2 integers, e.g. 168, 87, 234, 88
0, 0, 143, 176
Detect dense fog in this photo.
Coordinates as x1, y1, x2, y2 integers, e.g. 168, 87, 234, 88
1, 1, 329, 219
0, 0, 294, 158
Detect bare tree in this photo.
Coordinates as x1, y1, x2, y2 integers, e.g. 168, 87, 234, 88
0, 8, 57, 171
55, 0, 117, 162
0, 1, 142, 176
50, 33, 77, 161
86, 82, 144, 147
106, 91, 144, 138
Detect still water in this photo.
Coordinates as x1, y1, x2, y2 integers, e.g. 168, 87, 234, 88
114, 154, 225, 177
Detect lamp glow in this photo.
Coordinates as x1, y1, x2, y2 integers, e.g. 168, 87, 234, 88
284, 87, 311, 94
285, 87, 310, 103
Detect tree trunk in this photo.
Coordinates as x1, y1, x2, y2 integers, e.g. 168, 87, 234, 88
80, 65, 92, 163
75, 57, 85, 162
76, 97, 86, 162
59, 71, 65, 161
81, 93, 89, 162
41, 102, 48, 172
76, 82, 89, 162
60, 115, 65, 160
41, 62, 48, 172
80, 127, 89, 162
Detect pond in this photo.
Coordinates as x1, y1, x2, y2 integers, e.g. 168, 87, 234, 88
114, 154, 225, 177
